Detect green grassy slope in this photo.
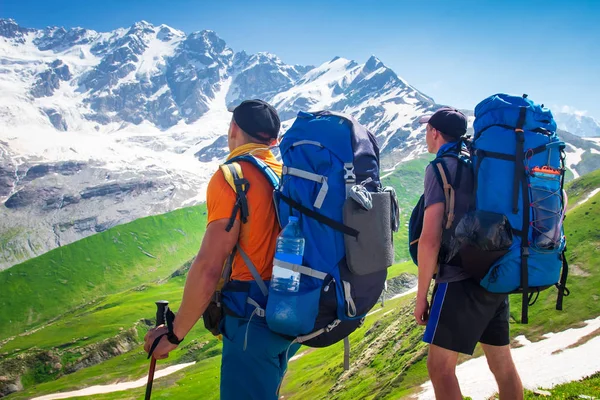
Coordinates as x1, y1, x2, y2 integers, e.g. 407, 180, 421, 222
3, 274, 223, 399
524, 372, 600, 399
4, 262, 417, 399
0, 205, 207, 340
565, 168, 600, 207
382, 156, 431, 261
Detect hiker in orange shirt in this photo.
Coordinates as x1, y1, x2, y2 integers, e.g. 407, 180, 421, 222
144, 99, 299, 399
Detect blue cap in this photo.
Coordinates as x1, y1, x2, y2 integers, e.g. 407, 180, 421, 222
288, 216, 299, 223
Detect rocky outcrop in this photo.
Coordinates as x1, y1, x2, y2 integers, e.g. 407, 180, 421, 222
4, 187, 62, 209
0, 166, 14, 198
33, 26, 97, 52
0, 19, 33, 44
227, 52, 310, 109
79, 181, 154, 200
66, 327, 139, 373
31, 60, 72, 98
23, 162, 85, 182
384, 273, 418, 298
43, 108, 68, 131
0, 375, 23, 397
194, 136, 228, 162
0, 326, 143, 397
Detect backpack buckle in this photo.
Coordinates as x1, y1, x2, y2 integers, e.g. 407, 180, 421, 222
325, 319, 341, 332
343, 163, 356, 183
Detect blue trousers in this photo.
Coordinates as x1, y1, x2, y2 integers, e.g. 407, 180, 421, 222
220, 315, 301, 400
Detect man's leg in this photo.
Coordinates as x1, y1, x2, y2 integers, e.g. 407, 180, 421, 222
422, 282, 473, 400
423, 280, 503, 399
427, 344, 462, 400
220, 316, 298, 400
481, 343, 523, 400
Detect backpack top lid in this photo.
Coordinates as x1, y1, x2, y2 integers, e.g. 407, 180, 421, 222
473, 94, 557, 138
280, 110, 381, 191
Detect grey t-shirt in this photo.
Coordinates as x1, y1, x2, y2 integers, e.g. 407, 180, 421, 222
423, 157, 473, 283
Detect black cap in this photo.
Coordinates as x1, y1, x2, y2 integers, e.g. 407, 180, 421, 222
418, 107, 467, 139
230, 99, 280, 141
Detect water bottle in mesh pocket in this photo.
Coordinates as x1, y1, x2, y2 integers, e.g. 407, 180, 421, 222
529, 166, 566, 251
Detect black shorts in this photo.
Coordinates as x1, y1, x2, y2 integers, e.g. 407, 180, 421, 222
423, 278, 510, 355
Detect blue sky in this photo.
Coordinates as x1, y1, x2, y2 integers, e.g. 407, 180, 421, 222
3, 0, 599, 120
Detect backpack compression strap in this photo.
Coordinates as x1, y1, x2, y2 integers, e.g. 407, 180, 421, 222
514, 106, 531, 324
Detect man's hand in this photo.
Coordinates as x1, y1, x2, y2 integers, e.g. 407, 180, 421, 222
144, 326, 178, 360
414, 296, 430, 326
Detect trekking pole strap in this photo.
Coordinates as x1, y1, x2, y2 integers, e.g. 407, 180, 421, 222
556, 251, 569, 310
343, 336, 351, 371
521, 246, 530, 324
147, 308, 182, 359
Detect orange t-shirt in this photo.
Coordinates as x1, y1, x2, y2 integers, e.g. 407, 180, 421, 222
206, 144, 282, 281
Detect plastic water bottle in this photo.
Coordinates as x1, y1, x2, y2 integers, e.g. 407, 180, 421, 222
267, 216, 305, 335
271, 216, 304, 292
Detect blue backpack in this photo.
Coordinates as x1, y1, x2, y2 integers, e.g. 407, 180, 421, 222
272, 110, 397, 349
212, 111, 398, 362
468, 93, 569, 323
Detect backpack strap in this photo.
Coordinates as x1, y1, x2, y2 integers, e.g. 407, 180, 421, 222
430, 157, 456, 230
556, 249, 570, 310
513, 106, 531, 324
434, 162, 455, 230
220, 155, 280, 293
219, 162, 250, 232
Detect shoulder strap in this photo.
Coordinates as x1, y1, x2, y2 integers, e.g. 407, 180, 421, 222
218, 155, 280, 232
219, 162, 250, 232
227, 154, 280, 190
218, 155, 278, 295
430, 158, 454, 230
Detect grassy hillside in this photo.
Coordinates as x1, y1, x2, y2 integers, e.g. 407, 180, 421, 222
2, 274, 223, 399
0, 205, 207, 340
382, 156, 431, 261
565, 168, 600, 207
3, 261, 417, 399
524, 372, 600, 399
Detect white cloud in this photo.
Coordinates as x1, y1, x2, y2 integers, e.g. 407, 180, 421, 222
558, 105, 588, 117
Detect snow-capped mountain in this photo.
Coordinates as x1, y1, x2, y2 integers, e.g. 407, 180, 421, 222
0, 18, 598, 270
554, 111, 600, 138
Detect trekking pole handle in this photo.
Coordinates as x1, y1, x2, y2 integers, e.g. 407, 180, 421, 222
155, 300, 169, 327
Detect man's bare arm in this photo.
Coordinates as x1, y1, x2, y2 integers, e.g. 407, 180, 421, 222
417, 202, 445, 301
173, 218, 240, 340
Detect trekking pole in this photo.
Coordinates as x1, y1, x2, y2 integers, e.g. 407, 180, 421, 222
145, 300, 169, 400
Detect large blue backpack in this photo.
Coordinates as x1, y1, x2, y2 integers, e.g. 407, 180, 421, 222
272, 110, 396, 347
470, 94, 569, 323
212, 111, 398, 361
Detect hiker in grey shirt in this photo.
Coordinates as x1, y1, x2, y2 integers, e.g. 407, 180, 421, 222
414, 107, 523, 400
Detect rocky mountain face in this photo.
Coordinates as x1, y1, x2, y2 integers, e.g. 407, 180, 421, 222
0, 18, 598, 269
555, 111, 600, 138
